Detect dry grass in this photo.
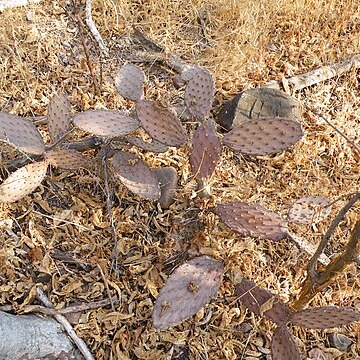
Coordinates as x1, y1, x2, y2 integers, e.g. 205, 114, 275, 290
0, 0, 359, 359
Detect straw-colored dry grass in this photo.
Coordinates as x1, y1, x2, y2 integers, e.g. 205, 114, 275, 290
0, 0, 359, 359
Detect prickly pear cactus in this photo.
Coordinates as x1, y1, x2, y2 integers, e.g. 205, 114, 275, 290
271, 325, 301, 360
235, 279, 293, 324
152, 256, 224, 330
47, 92, 71, 143
184, 67, 215, 121
0, 161, 48, 203
189, 119, 222, 179
73, 110, 139, 137
216, 201, 288, 241
112, 150, 160, 200
223, 118, 303, 155
115, 63, 145, 101
0, 113, 45, 155
136, 100, 188, 147
288, 196, 331, 225
290, 307, 360, 329
45, 149, 93, 170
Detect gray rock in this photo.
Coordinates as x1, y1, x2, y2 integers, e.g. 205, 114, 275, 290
328, 333, 353, 352
218, 88, 303, 131
154, 166, 178, 209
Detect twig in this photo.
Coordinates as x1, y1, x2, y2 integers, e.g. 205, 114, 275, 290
129, 29, 198, 75
77, 14, 101, 96
96, 263, 115, 311
85, 0, 108, 54
36, 287, 95, 360
32, 210, 92, 230
101, 157, 120, 274
307, 192, 360, 278
305, 104, 360, 155
265, 54, 360, 91
287, 233, 330, 265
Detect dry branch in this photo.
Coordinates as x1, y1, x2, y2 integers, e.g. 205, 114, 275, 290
36, 287, 95, 360
85, 0, 108, 54
265, 54, 360, 91
292, 219, 360, 311
305, 104, 360, 155
307, 192, 360, 278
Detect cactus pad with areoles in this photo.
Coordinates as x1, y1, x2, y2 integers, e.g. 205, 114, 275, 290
235, 279, 293, 324
0, 113, 45, 155
190, 119, 222, 180
184, 67, 215, 121
112, 150, 160, 200
136, 100, 188, 147
290, 307, 360, 329
115, 63, 145, 101
271, 326, 301, 360
73, 110, 139, 137
288, 196, 331, 225
152, 256, 224, 330
216, 201, 288, 241
47, 92, 71, 143
223, 118, 303, 155
0, 161, 48, 203
45, 149, 93, 170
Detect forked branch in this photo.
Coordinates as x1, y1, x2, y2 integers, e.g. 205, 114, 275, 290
292, 217, 360, 311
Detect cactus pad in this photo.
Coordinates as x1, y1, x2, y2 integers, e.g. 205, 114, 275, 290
223, 118, 303, 155
271, 326, 301, 360
184, 67, 215, 120
45, 149, 93, 170
115, 63, 145, 101
112, 150, 160, 200
190, 119, 222, 179
0, 161, 48, 203
235, 279, 293, 324
73, 110, 139, 137
152, 256, 224, 330
216, 201, 288, 241
288, 196, 331, 225
47, 92, 71, 143
290, 307, 360, 329
136, 100, 188, 147
0, 113, 45, 155
128, 136, 169, 153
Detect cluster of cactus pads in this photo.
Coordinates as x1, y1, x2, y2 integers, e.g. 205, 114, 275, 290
236, 280, 360, 359
0, 62, 303, 205
1, 61, 358, 358
152, 255, 360, 358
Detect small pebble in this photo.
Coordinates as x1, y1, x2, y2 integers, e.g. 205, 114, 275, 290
154, 167, 178, 209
